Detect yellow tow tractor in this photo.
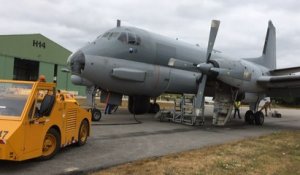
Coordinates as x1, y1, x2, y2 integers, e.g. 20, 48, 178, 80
0, 79, 91, 161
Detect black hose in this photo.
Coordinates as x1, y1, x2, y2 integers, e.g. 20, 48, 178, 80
92, 97, 142, 126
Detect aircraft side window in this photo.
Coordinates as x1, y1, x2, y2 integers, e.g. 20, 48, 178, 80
128, 33, 136, 45
136, 36, 141, 45
118, 32, 127, 43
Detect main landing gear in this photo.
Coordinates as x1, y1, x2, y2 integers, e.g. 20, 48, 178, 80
128, 96, 160, 114
244, 110, 264, 125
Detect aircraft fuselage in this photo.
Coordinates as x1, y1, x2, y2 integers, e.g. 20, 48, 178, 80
69, 26, 269, 98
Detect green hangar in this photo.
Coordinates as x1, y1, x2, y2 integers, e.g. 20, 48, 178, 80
0, 34, 85, 95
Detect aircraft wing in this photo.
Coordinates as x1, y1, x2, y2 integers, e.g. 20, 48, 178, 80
257, 74, 300, 97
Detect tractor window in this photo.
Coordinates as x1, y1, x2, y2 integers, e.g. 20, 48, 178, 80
0, 82, 32, 117
30, 89, 55, 118
118, 32, 127, 43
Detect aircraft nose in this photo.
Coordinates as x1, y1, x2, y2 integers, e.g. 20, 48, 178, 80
68, 50, 85, 75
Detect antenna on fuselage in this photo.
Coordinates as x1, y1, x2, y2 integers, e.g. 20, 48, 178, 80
117, 19, 121, 27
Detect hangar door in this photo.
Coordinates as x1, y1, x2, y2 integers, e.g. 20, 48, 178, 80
13, 58, 39, 81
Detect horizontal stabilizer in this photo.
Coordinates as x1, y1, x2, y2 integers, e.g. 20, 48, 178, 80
257, 75, 300, 88
258, 74, 300, 98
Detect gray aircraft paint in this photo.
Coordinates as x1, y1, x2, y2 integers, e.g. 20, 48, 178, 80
68, 20, 300, 105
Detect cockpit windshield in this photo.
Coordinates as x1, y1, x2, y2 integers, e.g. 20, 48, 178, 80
97, 30, 142, 45
100, 32, 120, 40
0, 82, 32, 117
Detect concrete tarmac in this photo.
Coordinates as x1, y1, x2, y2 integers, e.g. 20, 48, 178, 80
0, 106, 299, 175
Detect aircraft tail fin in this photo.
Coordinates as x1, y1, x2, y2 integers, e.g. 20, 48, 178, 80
245, 21, 276, 69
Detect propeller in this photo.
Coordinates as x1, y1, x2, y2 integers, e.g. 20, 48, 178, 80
194, 20, 220, 115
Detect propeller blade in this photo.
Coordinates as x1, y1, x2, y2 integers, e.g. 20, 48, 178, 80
194, 74, 207, 115
205, 20, 220, 63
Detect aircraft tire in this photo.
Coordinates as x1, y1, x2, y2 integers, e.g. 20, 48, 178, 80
245, 110, 254, 125
254, 111, 264, 125
152, 103, 160, 113
128, 96, 150, 114
92, 108, 102, 121
148, 103, 160, 113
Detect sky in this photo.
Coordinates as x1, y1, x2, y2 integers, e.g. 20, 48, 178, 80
0, 0, 299, 68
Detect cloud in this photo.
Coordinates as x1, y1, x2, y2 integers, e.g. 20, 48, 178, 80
0, 0, 299, 68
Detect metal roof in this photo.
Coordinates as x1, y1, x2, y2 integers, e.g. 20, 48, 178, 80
0, 34, 71, 65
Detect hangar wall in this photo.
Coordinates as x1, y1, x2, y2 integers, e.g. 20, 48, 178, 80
0, 34, 85, 95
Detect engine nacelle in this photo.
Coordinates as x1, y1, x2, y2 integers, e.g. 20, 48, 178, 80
212, 59, 268, 93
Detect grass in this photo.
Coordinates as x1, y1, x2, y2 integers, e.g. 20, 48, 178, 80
91, 131, 300, 175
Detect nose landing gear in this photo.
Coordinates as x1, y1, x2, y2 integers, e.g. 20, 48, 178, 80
86, 86, 102, 121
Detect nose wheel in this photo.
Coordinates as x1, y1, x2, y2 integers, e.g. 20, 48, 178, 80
86, 86, 102, 121
91, 108, 101, 121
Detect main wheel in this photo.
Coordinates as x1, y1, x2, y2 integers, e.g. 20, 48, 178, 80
245, 110, 254, 125
92, 108, 101, 121
40, 128, 60, 160
254, 111, 264, 125
148, 103, 160, 113
77, 120, 89, 146
128, 96, 150, 114
151, 103, 160, 113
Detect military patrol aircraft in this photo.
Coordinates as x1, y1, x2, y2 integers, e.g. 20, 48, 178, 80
68, 19, 300, 125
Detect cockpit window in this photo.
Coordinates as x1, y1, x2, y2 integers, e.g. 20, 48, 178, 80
118, 32, 127, 43
136, 36, 141, 45
107, 32, 120, 40
128, 33, 135, 44
96, 34, 102, 39
117, 32, 141, 45
102, 32, 110, 38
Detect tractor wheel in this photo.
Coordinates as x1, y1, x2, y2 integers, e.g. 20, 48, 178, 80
77, 120, 89, 146
40, 128, 60, 160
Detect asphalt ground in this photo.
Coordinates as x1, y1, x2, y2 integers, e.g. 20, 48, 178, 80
0, 106, 299, 175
